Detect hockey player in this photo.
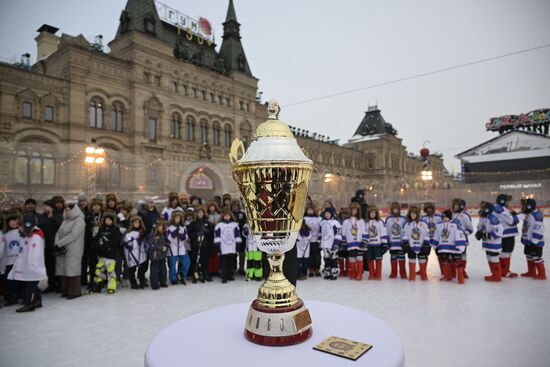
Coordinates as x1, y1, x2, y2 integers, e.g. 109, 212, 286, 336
475, 202, 504, 282
303, 206, 322, 277
320, 208, 342, 280
2, 213, 24, 306
520, 199, 546, 280
8, 214, 47, 312
342, 202, 365, 280
402, 206, 430, 281
385, 202, 407, 279
123, 216, 148, 289
364, 206, 388, 280
421, 202, 442, 275
90, 211, 121, 294
166, 210, 189, 285
296, 221, 312, 280
162, 192, 183, 221
214, 208, 242, 283
432, 209, 467, 284
452, 198, 473, 278
243, 224, 262, 281
494, 194, 520, 278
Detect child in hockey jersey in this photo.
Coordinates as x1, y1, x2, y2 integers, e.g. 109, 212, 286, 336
402, 206, 430, 281
8, 214, 47, 312
364, 206, 388, 280
432, 210, 467, 284
243, 224, 262, 282
385, 202, 407, 279
90, 212, 121, 294
146, 220, 169, 290
520, 199, 546, 280
123, 216, 147, 289
421, 202, 442, 276
342, 202, 365, 280
494, 194, 520, 278
162, 192, 183, 221
296, 221, 312, 280
2, 213, 24, 306
303, 206, 322, 277
320, 208, 342, 280
214, 208, 242, 283
475, 202, 504, 282
166, 210, 189, 285
452, 198, 473, 278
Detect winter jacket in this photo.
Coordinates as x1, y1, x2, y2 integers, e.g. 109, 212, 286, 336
146, 234, 169, 261
8, 227, 47, 281
188, 219, 214, 250
38, 211, 62, 250
54, 205, 86, 277
93, 225, 121, 260
123, 230, 147, 267
139, 207, 161, 235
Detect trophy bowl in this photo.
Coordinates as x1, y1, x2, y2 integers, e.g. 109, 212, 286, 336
230, 99, 313, 346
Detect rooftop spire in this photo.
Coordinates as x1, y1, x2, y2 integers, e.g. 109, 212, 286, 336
219, 0, 252, 76
226, 0, 238, 22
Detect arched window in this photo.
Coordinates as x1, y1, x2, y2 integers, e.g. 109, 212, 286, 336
170, 82, 178, 93
212, 122, 221, 146
43, 153, 55, 184
22, 102, 32, 119
89, 99, 104, 128
111, 103, 124, 132
44, 105, 54, 122
97, 157, 120, 189
30, 152, 42, 184
14, 150, 55, 185
224, 124, 232, 148
200, 119, 208, 144
111, 160, 121, 187
15, 151, 28, 184
186, 116, 195, 142
171, 113, 182, 139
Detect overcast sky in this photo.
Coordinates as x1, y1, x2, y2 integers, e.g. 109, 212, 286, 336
1, 0, 549, 173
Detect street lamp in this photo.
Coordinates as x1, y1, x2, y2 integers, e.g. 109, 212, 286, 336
84, 141, 106, 197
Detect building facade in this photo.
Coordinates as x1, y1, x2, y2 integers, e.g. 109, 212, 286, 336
0, 0, 446, 207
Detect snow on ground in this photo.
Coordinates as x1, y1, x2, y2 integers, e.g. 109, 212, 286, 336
0, 218, 549, 367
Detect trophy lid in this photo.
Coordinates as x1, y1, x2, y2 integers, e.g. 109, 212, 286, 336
238, 99, 312, 164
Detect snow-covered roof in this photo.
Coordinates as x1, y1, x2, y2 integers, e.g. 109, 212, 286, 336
456, 130, 550, 159
348, 133, 383, 143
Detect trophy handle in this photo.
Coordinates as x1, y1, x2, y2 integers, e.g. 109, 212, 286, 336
230, 139, 245, 167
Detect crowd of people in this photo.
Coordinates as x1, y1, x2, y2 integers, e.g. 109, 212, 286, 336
0, 189, 545, 313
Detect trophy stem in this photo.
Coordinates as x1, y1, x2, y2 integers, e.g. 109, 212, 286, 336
256, 252, 298, 309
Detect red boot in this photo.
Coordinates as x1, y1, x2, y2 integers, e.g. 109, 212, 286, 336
484, 262, 502, 282
438, 257, 446, 280
419, 262, 428, 281
521, 260, 536, 277
450, 262, 457, 279
440, 262, 452, 281
375, 260, 382, 280
534, 262, 547, 280
501, 257, 518, 278
339, 258, 348, 277
456, 261, 465, 284
389, 259, 398, 278
367, 260, 375, 280
356, 261, 364, 280
399, 260, 407, 279
348, 261, 356, 280
408, 262, 416, 281
462, 260, 469, 279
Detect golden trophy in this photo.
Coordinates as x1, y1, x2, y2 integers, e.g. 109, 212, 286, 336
230, 99, 313, 346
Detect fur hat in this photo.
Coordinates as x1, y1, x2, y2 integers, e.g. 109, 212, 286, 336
105, 193, 117, 202
43, 199, 56, 209
52, 195, 65, 204
101, 210, 117, 226
129, 215, 146, 232
170, 209, 185, 224
90, 198, 104, 210
222, 193, 232, 202
407, 206, 420, 221
390, 202, 401, 213
322, 207, 335, 219
423, 202, 435, 212
220, 207, 236, 221
349, 202, 362, 218
366, 205, 380, 221
207, 201, 220, 213
4, 212, 22, 232
168, 192, 179, 201
24, 198, 37, 206
230, 199, 241, 209
442, 209, 453, 220
452, 198, 466, 212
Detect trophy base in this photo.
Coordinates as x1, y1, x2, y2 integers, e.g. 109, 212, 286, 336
244, 298, 313, 346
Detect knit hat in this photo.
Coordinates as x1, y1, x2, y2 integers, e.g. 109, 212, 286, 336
24, 198, 37, 206
442, 209, 453, 220
77, 195, 88, 202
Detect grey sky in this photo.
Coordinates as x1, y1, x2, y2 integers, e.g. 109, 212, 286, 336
1, 0, 549, 174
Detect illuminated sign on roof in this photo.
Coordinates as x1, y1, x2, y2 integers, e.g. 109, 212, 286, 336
155, 1, 214, 43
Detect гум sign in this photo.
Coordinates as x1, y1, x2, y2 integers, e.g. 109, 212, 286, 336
155, 1, 214, 43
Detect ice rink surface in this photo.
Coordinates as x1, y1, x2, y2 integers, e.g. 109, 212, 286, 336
1, 218, 549, 367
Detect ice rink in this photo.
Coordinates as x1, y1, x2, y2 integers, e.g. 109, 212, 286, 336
1, 218, 548, 367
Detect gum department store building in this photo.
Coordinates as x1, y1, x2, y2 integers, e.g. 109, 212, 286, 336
0, 0, 444, 207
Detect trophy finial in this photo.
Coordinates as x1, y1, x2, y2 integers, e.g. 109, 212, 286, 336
267, 99, 280, 119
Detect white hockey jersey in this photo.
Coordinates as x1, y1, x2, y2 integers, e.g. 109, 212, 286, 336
166, 224, 188, 256
303, 216, 322, 243
162, 206, 184, 221
214, 221, 242, 255
297, 230, 312, 258
342, 217, 365, 250
494, 204, 519, 238
432, 222, 466, 254
122, 230, 147, 268
452, 211, 474, 242
521, 211, 545, 247
421, 214, 443, 240
385, 215, 407, 250
402, 221, 430, 254
8, 227, 47, 281
364, 220, 388, 247
4, 229, 24, 267
477, 214, 503, 253
320, 219, 342, 250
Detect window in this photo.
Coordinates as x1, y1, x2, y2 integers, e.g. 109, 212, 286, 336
218, 95, 223, 105
182, 84, 187, 95
368, 159, 374, 169
192, 88, 197, 98
170, 82, 177, 93
89, 100, 103, 128
111, 160, 121, 187
154, 75, 161, 87
144, 72, 150, 84
201, 90, 206, 100
31, 152, 44, 183
242, 135, 249, 149
44, 106, 54, 122
171, 113, 182, 139
239, 101, 244, 111
43, 153, 55, 184
224, 125, 232, 148
146, 166, 157, 185
148, 118, 157, 141
245, 103, 250, 112
200, 119, 208, 144
186, 116, 195, 141
209, 93, 214, 103
15, 151, 28, 184
15, 151, 55, 185
111, 104, 123, 132
213, 123, 220, 146
225, 98, 230, 107
97, 158, 120, 189
22, 102, 32, 119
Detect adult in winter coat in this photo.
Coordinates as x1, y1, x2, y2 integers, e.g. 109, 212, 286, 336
38, 199, 63, 293
139, 198, 161, 236
54, 203, 86, 299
